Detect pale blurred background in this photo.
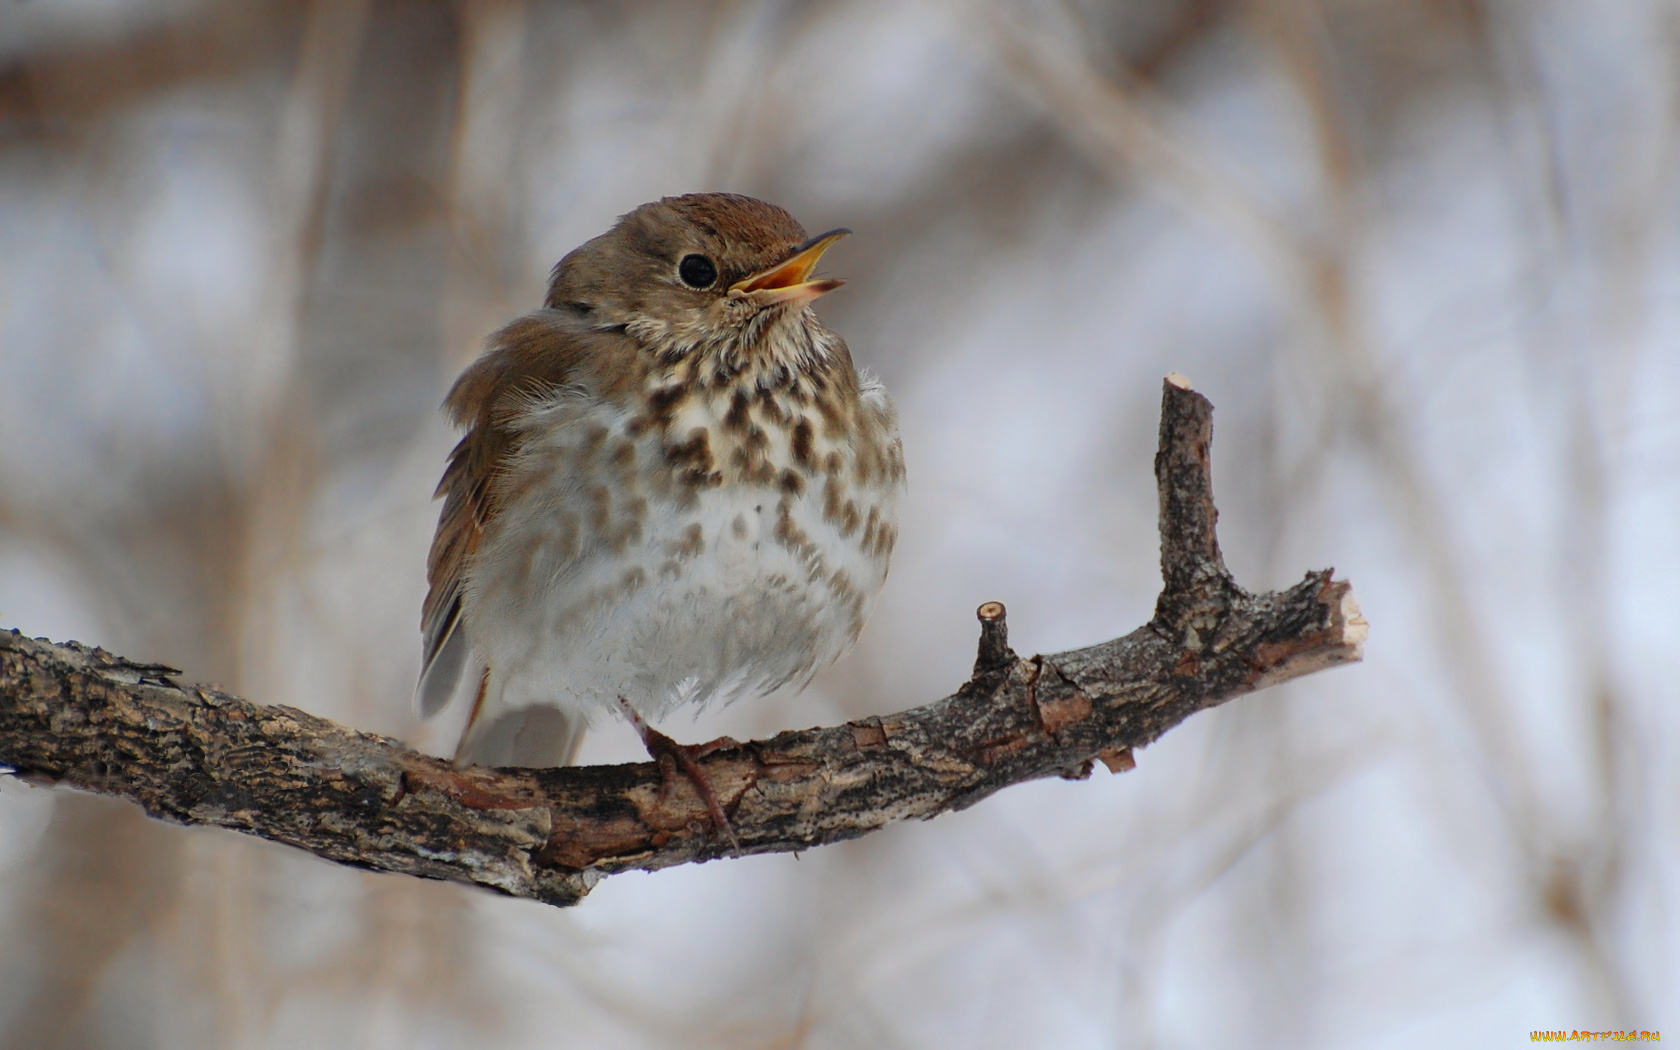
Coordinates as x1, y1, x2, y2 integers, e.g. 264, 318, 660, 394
0, 1, 1676, 1047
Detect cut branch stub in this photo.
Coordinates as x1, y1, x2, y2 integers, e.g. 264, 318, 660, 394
971, 601, 1014, 683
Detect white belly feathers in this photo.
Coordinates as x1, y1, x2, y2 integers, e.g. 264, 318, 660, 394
463, 377, 901, 728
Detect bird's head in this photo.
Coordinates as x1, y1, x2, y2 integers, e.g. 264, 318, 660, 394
545, 193, 849, 365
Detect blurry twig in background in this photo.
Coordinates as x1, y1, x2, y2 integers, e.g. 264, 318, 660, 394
983, 0, 1650, 1019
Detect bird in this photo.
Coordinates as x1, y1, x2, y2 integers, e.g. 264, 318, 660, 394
415, 193, 904, 825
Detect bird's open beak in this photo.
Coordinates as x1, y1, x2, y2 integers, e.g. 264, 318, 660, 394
730, 228, 850, 307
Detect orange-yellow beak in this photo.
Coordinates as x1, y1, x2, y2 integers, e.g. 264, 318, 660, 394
730, 228, 849, 307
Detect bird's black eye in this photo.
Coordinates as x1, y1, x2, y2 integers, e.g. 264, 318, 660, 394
678, 253, 717, 289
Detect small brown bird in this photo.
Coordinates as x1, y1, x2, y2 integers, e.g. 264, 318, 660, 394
417, 193, 905, 792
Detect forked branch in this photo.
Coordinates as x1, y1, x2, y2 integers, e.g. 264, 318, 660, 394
0, 376, 1366, 907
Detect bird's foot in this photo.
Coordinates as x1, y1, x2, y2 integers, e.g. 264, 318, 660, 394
617, 699, 743, 853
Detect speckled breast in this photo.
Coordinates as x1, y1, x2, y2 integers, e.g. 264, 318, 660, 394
464, 367, 904, 723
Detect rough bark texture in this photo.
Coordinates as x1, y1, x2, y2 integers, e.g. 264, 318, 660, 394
0, 377, 1366, 907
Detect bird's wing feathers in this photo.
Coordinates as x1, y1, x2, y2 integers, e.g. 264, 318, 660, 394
414, 427, 487, 718
415, 310, 614, 721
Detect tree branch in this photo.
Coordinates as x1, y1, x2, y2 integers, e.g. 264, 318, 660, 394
0, 376, 1366, 907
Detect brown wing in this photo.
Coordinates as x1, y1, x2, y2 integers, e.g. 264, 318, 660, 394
416, 309, 613, 717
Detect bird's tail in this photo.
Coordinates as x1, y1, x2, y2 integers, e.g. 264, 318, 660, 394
452, 668, 587, 768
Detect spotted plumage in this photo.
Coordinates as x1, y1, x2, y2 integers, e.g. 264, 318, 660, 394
418, 194, 904, 767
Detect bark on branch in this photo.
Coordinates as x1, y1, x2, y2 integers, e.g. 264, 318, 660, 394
0, 376, 1366, 907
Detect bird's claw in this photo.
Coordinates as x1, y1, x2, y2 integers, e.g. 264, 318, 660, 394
618, 699, 743, 853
